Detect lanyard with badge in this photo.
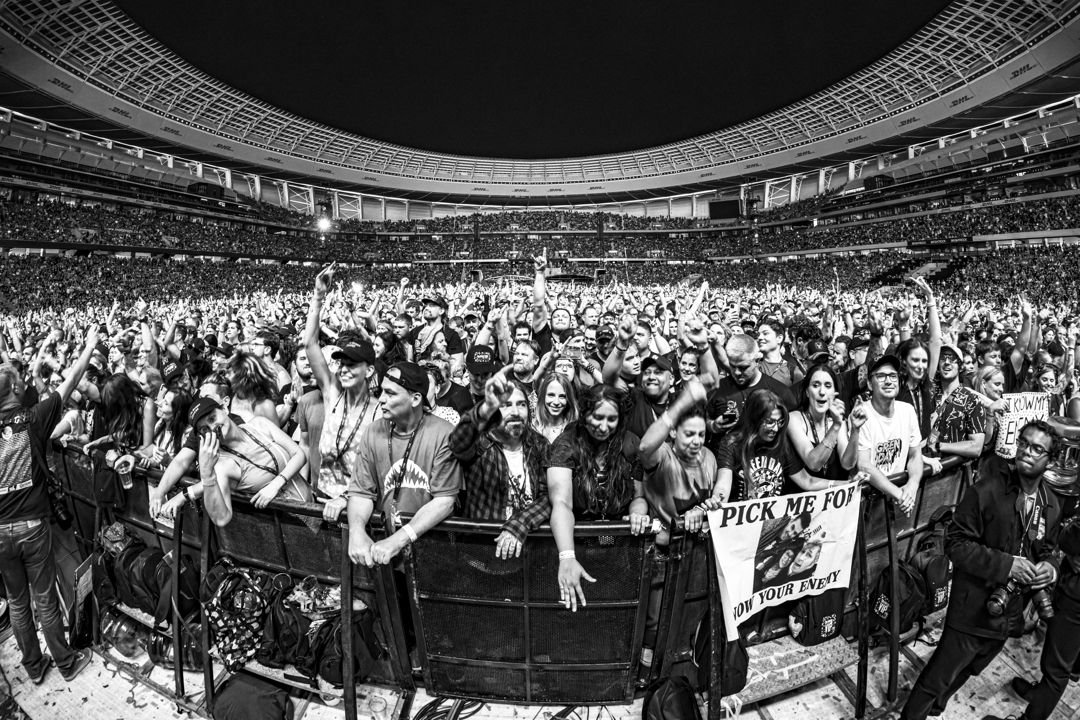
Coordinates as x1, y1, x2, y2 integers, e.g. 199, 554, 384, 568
385, 415, 425, 530
1017, 485, 1046, 556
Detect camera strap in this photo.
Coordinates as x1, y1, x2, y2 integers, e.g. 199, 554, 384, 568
1015, 484, 1045, 555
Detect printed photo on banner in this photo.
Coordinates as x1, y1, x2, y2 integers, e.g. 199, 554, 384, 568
994, 392, 1049, 459
708, 482, 862, 641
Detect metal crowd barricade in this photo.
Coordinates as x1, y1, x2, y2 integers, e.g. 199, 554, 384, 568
50, 438, 973, 717
399, 516, 653, 704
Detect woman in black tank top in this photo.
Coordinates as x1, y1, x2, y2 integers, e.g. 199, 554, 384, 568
787, 364, 858, 481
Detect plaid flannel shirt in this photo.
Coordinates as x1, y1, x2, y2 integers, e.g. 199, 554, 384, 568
448, 404, 551, 542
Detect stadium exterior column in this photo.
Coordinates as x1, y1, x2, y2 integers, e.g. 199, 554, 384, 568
194, 162, 204, 178
789, 176, 797, 203
331, 190, 340, 219
818, 168, 827, 193
381, 198, 386, 221
691, 194, 697, 218
222, 169, 232, 190
253, 175, 261, 202
762, 179, 771, 210
847, 162, 856, 184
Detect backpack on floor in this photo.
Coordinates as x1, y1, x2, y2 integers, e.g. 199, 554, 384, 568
869, 561, 927, 635
788, 588, 847, 645
643, 675, 703, 720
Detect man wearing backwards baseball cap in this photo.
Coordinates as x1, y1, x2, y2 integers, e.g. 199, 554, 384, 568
837, 354, 924, 516
346, 361, 461, 567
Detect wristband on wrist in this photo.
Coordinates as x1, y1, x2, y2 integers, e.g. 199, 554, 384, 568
184, 487, 194, 504
403, 525, 418, 543
558, 550, 576, 560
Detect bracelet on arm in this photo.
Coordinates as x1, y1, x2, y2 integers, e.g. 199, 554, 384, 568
403, 525, 418, 543
558, 550, 576, 560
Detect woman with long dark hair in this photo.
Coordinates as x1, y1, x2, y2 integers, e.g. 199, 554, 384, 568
787, 364, 860, 480
83, 373, 157, 488
143, 388, 193, 469
534, 373, 578, 444
548, 384, 647, 611
711, 389, 838, 503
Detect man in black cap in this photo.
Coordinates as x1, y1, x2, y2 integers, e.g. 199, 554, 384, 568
346, 362, 461, 567
404, 296, 465, 377
464, 344, 500, 408
837, 354, 923, 515
625, 354, 677, 439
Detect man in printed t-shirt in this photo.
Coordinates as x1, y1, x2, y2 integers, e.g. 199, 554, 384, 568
347, 361, 461, 567
838, 354, 924, 515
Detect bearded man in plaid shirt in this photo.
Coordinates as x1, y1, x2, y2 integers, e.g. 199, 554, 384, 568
449, 366, 552, 560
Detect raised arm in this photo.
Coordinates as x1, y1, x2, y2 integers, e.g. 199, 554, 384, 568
56, 324, 98, 406
304, 263, 338, 398
532, 253, 549, 333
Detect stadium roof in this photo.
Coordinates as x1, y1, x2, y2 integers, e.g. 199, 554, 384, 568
2, 0, 1080, 205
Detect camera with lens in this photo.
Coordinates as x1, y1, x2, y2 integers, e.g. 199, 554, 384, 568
986, 579, 1055, 620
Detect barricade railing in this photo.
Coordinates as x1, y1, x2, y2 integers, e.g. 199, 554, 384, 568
398, 516, 653, 705
50, 442, 972, 717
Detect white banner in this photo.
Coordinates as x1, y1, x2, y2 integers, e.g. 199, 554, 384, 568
708, 483, 862, 641
994, 392, 1049, 459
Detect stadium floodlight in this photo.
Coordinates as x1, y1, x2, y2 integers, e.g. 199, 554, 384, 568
316, 217, 332, 232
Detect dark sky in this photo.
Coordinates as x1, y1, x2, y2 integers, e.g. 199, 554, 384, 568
116, 1, 951, 159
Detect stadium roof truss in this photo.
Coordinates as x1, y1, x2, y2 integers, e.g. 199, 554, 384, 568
1, 0, 1078, 190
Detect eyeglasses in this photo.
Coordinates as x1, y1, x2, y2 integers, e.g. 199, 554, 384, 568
1016, 438, 1050, 459
761, 417, 783, 428
871, 372, 899, 381
939, 355, 958, 366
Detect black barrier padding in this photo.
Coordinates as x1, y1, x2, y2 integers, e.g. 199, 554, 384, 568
426, 660, 527, 701
279, 513, 335, 577
413, 534, 525, 601
423, 600, 524, 661
528, 535, 644, 603
530, 667, 629, 704
530, 606, 636, 663
216, 509, 289, 572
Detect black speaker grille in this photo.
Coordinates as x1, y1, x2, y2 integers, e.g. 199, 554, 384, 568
530, 667, 629, 704
529, 606, 635, 663
413, 534, 524, 600
427, 660, 527, 702
421, 600, 523, 661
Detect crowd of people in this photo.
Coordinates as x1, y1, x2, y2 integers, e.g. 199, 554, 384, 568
5, 187, 1080, 265
3, 199, 1080, 718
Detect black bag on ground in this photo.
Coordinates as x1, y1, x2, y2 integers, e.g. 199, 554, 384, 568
256, 575, 312, 669
788, 588, 847, 645
150, 552, 201, 626
869, 561, 927, 635
718, 635, 749, 697
643, 675, 703, 720
910, 507, 954, 615
213, 673, 293, 720
295, 609, 382, 687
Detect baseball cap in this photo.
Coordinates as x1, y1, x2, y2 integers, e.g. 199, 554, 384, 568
420, 296, 449, 311
939, 343, 963, 363
385, 362, 432, 407
849, 337, 870, 352
641, 355, 673, 374
188, 397, 222, 427
869, 354, 902, 376
805, 339, 830, 364
332, 341, 376, 365
162, 361, 184, 387
211, 342, 236, 357
466, 345, 500, 375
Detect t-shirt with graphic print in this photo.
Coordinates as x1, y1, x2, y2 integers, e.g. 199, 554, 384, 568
0, 392, 62, 522
839, 400, 921, 477
500, 446, 533, 520
349, 413, 462, 518
717, 434, 804, 502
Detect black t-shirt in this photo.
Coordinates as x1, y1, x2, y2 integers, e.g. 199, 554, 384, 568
626, 387, 669, 440
437, 382, 475, 415
717, 433, 805, 501
0, 393, 62, 522
548, 423, 642, 519
705, 375, 797, 454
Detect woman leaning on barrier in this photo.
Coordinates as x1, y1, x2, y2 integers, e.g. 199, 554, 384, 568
547, 384, 648, 612
710, 388, 844, 504
189, 396, 311, 526
786, 363, 859, 482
